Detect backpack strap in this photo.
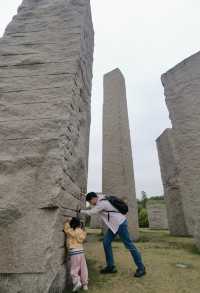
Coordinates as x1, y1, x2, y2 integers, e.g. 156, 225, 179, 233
100, 198, 120, 221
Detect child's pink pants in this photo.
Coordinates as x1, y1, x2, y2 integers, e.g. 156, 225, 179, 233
70, 254, 88, 286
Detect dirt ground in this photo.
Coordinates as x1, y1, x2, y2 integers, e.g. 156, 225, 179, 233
83, 229, 200, 293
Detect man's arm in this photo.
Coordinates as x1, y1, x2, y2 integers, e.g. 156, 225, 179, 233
80, 204, 104, 216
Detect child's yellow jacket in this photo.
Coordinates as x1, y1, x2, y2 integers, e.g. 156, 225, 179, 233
64, 223, 87, 250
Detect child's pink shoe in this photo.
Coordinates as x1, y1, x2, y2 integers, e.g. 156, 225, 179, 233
72, 281, 82, 292
83, 285, 88, 291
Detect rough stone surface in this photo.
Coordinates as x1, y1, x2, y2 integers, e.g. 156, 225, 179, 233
147, 201, 168, 230
90, 214, 103, 229
0, 0, 94, 292
102, 68, 139, 240
194, 217, 200, 251
156, 128, 188, 236
162, 52, 200, 236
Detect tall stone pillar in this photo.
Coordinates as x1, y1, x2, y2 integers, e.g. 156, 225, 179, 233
0, 0, 94, 292
162, 52, 200, 236
156, 128, 188, 236
102, 68, 139, 240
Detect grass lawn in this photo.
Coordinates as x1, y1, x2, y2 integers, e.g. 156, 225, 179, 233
83, 229, 200, 293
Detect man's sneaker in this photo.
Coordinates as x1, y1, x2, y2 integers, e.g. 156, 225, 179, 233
83, 285, 88, 291
134, 267, 146, 278
72, 281, 82, 292
100, 266, 117, 274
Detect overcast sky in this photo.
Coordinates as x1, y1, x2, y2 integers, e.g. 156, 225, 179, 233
1, 1, 200, 198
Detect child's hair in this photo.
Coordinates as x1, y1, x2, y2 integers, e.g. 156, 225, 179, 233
70, 217, 82, 230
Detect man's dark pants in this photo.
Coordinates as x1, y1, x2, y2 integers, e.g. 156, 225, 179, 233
103, 220, 144, 270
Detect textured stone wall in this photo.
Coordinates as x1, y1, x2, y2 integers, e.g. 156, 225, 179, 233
0, 0, 94, 292
102, 68, 139, 240
156, 128, 188, 236
90, 214, 103, 229
147, 201, 168, 230
194, 217, 200, 251
162, 52, 200, 236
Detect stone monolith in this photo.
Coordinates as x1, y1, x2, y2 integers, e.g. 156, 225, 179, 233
194, 216, 200, 251
102, 68, 139, 240
147, 200, 168, 230
156, 128, 188, 236
0, 0, 94, 292
162, 52, 200, 236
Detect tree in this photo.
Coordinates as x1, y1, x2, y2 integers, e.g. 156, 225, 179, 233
141, 191, 148, 209
138, 208, 149, 228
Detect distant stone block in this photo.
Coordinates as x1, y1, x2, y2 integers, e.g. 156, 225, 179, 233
147, 201, 168, 230
156, 129, 188, 236
161, 53, 200, 236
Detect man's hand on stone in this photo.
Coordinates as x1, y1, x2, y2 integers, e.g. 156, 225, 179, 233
76, 204, 81, 214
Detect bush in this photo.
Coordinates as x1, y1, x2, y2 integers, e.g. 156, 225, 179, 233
139, 208, 149, 228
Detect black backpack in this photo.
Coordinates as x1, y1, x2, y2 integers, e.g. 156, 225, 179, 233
102, 195, 128, 215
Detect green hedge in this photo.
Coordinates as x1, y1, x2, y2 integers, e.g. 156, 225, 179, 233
138, 208, 149, 228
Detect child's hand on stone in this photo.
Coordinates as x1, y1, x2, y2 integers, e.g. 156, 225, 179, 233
64, 217, 71, 223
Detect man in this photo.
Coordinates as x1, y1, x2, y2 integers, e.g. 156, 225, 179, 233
79, 192, 146, 278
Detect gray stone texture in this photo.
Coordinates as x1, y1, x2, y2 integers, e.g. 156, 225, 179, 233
147, 201, 168, 230
90, 214, 103, 229
0, 0, 94, 292
156, 128, 188, 236
194, 216, 200, 251
162, 52, 200, 236
102, 68, 139, 240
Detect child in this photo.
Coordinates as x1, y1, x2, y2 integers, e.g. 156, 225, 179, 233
64, 217, 88, 292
